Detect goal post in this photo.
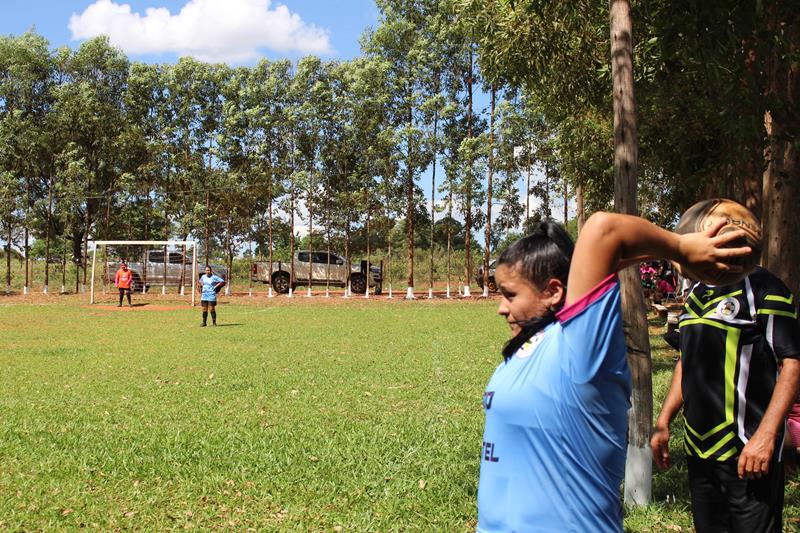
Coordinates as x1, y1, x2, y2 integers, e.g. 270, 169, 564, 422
90, 240, 197, 306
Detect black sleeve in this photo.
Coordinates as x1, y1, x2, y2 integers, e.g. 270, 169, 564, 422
755, 269, 800, 360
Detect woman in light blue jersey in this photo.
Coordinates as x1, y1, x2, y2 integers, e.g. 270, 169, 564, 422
197, 265, 225, 327
477, 213, 751, 533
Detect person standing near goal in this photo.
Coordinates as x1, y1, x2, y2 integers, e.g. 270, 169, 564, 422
115, 262, 133, 307
197, 265, 225, 327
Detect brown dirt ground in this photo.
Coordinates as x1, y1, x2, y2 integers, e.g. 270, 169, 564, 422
0, 289, 500, 307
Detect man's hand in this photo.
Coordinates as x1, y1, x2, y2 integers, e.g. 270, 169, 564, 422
650, 423, 672, 470
738, 431, 776, 479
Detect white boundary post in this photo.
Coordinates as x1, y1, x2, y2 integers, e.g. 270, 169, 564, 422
89, 245, 97, 304
191, 242, 197, 307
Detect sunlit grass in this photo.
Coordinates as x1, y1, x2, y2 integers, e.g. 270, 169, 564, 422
1, 299, 797, 531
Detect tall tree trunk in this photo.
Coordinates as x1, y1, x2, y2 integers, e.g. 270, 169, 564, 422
143, 196, 150, 293
464, 46, 474, 297
344, 220, 351, 296
61, 232, 67, 293
610, 0, 652, 506
308, 170, 313, 295
204, 189, 210, 266
205, 136, 213, 266
44, 175, 53, 293
406, 103, 415, 298
430, 112, 438, 297
24, 178, 30, 293
484, 86, 496, 296
326, 212, 331, 297
576, 182, 586, 233
163, 208, 168, 293
5, 223, 11, 293
526, 152, 531, 232
762, 2, 799, 295
82, 209, 90, 292
447, 188, 453, 297
268, 176, 274, 296
104, 191, 112, 293
366, 207, 371, 297
225, 216, 233, 296
563, 179, 568, 224
290, 179, 295, 296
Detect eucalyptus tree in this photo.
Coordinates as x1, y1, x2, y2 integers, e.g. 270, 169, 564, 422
292, 56, 332, 295
124, 62, 174, 290
56, 36, 129, 291
0, 33, 54, 293
348, 57, 393, 295
491, 97, 525, 243
0, 169, 22, 292
243, 59, 292, 295
217, 65, 257, 293
366, 0, 437, 298
163, 58, 215, 281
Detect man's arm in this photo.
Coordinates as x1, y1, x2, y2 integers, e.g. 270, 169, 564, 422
738, 358, 800, 479
651, 358, 684, 470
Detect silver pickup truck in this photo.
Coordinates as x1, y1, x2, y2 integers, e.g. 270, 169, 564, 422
251, 250, 382, 294
106, 250, 228, 291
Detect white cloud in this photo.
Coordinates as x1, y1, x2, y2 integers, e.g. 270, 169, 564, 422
69, 0, 332, 63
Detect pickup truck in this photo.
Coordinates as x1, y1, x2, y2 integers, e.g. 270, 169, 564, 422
106, 250, 228, 291
251, 250, 382, 294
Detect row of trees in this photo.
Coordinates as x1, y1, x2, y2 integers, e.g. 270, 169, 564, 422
458, 0, 798, 504
1, 1, 583, 295
1, 0, 797, 298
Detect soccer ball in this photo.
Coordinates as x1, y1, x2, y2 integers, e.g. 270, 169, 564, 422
674, 198, 761, 286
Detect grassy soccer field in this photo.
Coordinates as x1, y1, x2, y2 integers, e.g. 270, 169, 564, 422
0, 296, 798, 531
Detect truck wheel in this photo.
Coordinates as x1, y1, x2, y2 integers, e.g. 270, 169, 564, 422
272, 272, 291, 294
487, 277, 498, 292
351, 274, 366, 294
374, 283, 382, 295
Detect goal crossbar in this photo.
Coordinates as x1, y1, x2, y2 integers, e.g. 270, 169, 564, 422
90, 240, 197, 306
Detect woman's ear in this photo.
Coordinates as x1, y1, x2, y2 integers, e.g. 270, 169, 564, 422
543, 278, 566, 308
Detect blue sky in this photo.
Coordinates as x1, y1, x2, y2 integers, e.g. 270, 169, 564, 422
0, 0, 379, 63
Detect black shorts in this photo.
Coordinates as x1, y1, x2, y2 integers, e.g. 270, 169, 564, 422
687, 455, 783, 533
119, 287, 131, 293
200, 300, 216, 306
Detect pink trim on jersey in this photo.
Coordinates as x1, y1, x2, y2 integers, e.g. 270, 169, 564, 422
556, 273, 618, 324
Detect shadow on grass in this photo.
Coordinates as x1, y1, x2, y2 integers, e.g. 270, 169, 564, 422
211, 323, 242, 327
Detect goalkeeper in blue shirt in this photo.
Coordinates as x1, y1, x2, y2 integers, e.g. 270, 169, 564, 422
197, 265, 225, 327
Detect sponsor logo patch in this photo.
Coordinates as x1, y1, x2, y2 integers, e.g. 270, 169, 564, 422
716, 297, 740, 321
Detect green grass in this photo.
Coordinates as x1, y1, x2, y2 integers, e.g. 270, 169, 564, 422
0, 298, 798, 531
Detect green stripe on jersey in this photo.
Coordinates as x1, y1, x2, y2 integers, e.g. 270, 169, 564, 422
765, 293, 794, 305
689, 289, 743, 310
757, 309, 798, 319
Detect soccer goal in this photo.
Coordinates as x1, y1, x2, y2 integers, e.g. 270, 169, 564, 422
89, 240, 198, 306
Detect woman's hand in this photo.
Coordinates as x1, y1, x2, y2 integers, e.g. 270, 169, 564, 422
676, 219, 752, 284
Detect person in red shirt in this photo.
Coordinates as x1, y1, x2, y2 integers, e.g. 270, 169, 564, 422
114, 262, 134, 307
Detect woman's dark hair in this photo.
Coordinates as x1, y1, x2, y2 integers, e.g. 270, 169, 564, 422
498, 220, 574, 360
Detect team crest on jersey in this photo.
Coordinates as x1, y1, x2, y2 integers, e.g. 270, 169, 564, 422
517, 330, 545, 359
716, 297, 740, 321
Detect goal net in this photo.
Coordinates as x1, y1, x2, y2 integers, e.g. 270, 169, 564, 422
89, 240, 198, 306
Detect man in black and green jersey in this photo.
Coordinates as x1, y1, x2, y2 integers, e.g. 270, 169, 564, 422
652, 266, 800, 533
